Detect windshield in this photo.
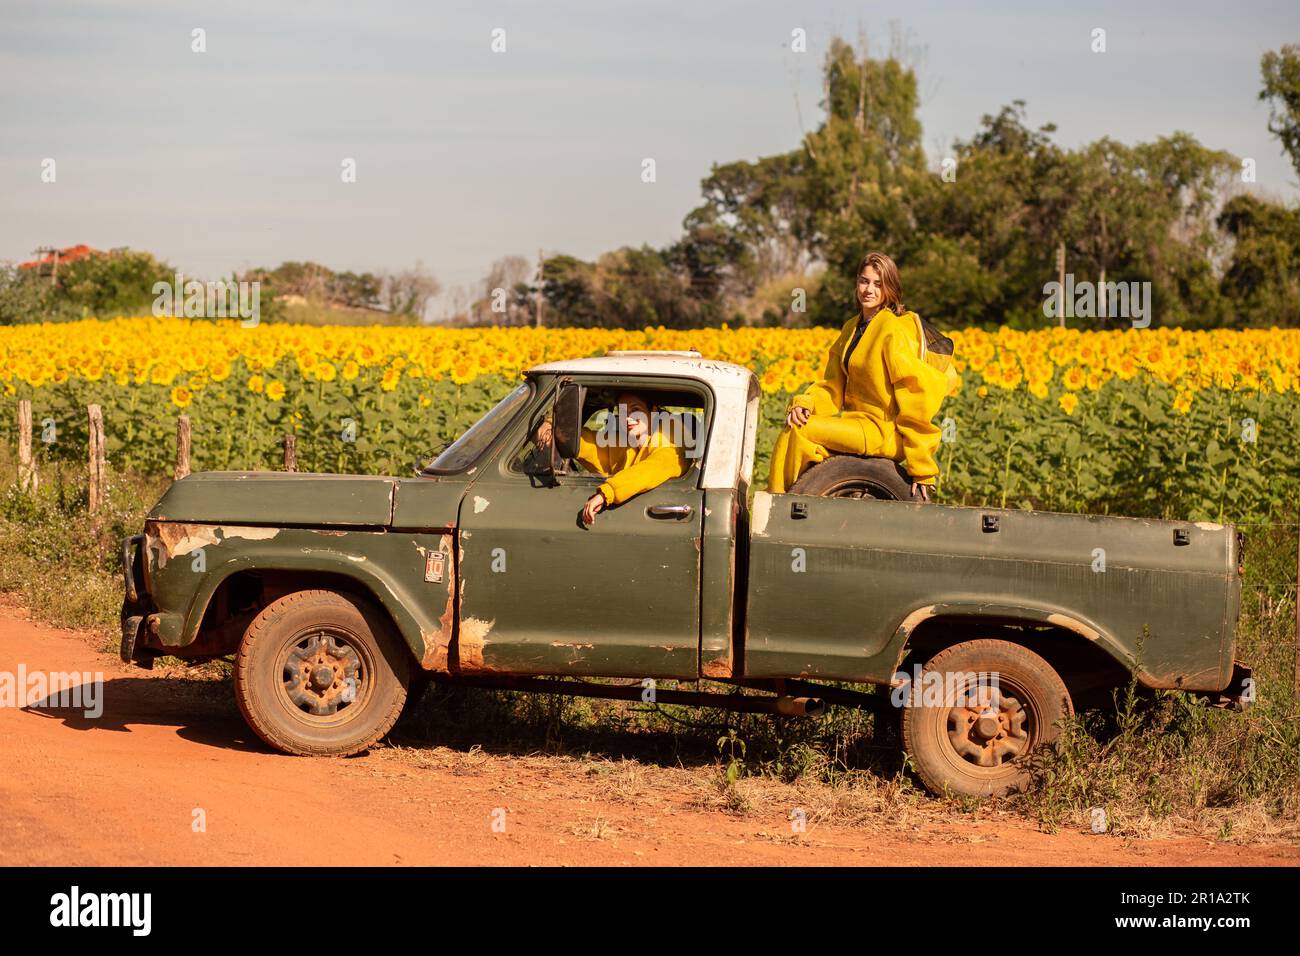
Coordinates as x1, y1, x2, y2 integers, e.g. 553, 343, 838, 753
424, 382, 533, 474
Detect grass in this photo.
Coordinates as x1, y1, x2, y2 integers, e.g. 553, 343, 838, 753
0, 461, 168, 640
1017, 520, 1300, 842
0, 458, 1296, 843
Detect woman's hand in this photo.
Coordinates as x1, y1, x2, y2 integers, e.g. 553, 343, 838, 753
580, 491, 607, 528
786, 406, 811, 428
911, 482, 931, 502
534, 420, 553, 451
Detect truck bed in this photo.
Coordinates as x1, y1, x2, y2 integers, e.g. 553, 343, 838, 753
743, 492, 1241, 691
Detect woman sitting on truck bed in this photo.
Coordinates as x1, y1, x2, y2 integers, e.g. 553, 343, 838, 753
767, 251, 959, 500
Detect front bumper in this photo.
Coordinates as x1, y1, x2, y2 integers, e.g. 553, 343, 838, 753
119, 533, 156, 669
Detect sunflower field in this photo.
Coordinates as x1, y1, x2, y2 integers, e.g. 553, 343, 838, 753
1, 317, 1298, 522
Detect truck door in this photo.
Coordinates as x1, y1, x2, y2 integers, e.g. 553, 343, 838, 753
454, 378, 709, 678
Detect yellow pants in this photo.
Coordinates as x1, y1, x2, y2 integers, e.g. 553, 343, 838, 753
766, 414, 900, 493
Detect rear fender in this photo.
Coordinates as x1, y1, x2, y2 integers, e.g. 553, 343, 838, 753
888, 600, 1228, 691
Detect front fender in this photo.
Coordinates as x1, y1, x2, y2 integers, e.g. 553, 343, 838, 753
145, 522, 455, 671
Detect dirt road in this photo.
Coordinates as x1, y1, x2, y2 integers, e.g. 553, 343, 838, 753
1, 603, 1295, 867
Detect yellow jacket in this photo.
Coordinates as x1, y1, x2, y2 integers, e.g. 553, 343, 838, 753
791, 309, 953, 483
576, 421, 690, 506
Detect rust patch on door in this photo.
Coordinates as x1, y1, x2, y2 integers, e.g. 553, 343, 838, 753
421, 532, 456, 672
455, 617, 495, 671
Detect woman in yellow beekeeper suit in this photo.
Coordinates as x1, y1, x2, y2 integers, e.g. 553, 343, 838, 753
575, 392, 690, 526
535, 391, 691, 527
767, 251, 959, 499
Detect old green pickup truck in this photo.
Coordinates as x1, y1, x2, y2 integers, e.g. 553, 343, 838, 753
120, 352, 1249, 796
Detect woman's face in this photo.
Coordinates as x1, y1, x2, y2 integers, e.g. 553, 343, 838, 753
857, 265, 884, 311
617, 393, 651, 445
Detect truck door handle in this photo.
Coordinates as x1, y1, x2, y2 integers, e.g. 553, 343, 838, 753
646, 504, 693, 519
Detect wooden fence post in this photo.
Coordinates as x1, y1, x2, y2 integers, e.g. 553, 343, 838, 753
87, 404, 105, 512
175, 415, 191, 481
283, 433, 297, 472
18, 399, 36, 493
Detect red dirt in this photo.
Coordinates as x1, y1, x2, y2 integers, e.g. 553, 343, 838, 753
1, 604, 1296, 867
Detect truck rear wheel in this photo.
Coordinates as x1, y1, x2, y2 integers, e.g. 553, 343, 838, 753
788, 455, 920, 501
234, 590, 410, 756
900, 640, 1071, 797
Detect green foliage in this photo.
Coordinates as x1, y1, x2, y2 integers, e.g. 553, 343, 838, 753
540, 247, 708, 329
1260, 44, 1300, 177
0, 467, 168, 633
640, 41, 1296, 330
56, 248, 176, 318
931, 379, 1295, 522
0, 264, 60, 325
1024, 528, 1300, 834
0, 249, 175, 324
245, 261, 383, 311
1218, 194, 1300, 326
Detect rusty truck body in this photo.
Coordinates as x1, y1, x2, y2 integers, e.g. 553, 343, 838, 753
120, 352, 1249, 796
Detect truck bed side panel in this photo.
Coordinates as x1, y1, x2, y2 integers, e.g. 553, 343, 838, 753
744, 493, 1237, 690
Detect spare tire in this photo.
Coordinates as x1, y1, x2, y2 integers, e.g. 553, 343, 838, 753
788, 455, 921, 501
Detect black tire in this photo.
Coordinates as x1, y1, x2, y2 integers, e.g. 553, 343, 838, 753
900, 639, 1071, 798
234, 590, 410, 756
788, 455, 920, 501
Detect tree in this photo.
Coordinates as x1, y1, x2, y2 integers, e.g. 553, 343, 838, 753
1260, 45, 1300, 178
380, 264, 441, 319
682, 150, 814, 297
57, 248, 175, 318
467, 255, 533, 325
595, 246, 701, 329
331, 271, 383, 309
539, 254, 603, 327
915, 101, 1067, 327
0, 263, 59, 324
511, 32, 1299, 331
1218, 194, 1300, 325
538, 248, 703, 329
803, 36, 929, 322
1050, 136, 1235, 327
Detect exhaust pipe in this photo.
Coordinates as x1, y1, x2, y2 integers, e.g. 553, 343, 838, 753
774, 696, 826, 717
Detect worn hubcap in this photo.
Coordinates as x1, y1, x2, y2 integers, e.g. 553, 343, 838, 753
947, 689, 1030, 769
282, 631, 364, 717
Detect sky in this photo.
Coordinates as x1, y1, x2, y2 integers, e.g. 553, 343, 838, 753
2, 0, 1298, 319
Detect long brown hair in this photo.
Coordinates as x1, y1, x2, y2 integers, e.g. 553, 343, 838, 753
854, 251, 905, 314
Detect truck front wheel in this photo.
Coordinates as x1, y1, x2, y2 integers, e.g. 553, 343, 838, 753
900, 640, 1071, 797
234, 590, 410, 756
